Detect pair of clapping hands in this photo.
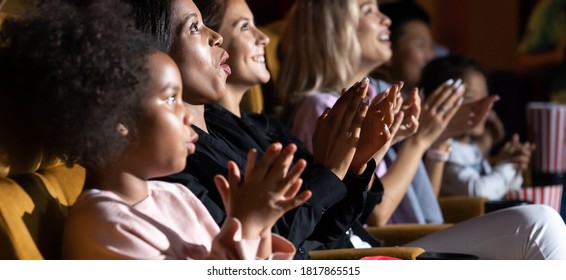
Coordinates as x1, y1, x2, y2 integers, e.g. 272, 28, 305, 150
492, 133, 535, 172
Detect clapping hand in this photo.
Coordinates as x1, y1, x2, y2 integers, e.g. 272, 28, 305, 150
493, 133, 535, 172
391, 86, 421, 145
311, 78, 369, 179
214, 143, 312, 240
349, 81, 404, 174
438, 94, 500, 142
417, 79, 466, 148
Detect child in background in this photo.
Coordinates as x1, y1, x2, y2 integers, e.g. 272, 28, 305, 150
420, 54, 535, 200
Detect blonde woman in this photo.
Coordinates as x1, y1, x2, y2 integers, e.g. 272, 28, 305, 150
279, 0, 460, 227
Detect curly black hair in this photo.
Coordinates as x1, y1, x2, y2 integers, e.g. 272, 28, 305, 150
0, 0, 162, 168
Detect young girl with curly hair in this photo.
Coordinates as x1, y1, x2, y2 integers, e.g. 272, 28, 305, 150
0, 0, 309, 259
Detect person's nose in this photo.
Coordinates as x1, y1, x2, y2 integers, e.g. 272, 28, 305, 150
182, 102, 193, 127
255, 27, 270, 47
379, 12, 391, 27
208, 27, 223, 47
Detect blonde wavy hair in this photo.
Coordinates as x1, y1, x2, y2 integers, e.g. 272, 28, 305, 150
277, 0, 362, 117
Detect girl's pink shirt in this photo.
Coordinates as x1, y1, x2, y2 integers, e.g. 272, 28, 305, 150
62, 180, 294, 260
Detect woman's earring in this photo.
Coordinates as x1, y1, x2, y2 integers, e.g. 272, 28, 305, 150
116, 123, 129, 136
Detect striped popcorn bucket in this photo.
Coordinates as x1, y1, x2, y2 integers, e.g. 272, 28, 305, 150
505, 185, 563, 212
526, 102, 566, 173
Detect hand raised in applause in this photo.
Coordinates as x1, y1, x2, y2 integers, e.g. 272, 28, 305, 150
214, 143, 312, 240
438, 93, 500, 143
417, 79, 466, 148
349, 81, 405, 175
311, 78, 369, 179
391, 85, 421, 145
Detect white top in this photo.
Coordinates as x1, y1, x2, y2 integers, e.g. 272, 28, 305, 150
440, 140, 522, 200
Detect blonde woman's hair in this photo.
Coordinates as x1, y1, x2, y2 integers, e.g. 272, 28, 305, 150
277, 0, 361, 117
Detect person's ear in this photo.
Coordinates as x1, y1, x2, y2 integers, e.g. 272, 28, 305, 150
116, 123, 129, 136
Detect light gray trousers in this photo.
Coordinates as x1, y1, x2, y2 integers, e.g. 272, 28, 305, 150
405, 205, 566, 259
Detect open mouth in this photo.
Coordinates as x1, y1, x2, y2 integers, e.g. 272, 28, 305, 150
378, 33, 390, 42
219, 51, 232, 74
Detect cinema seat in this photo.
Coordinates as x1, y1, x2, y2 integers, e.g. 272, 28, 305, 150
0, 148, 85, 259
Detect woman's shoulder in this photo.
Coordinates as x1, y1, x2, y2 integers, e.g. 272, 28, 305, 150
303, 91, 340, 104
294, 91, 340, 116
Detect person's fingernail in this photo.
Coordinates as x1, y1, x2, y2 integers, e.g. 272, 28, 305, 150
350, 83, 359, 93
362, 77, 369, 85
398, 81, 405, 89
445, 79, 454, 86
354, 80, 364, 92
383, 88, 390, 97
457, 97, 464, 106
453, 79, 463, 88
391, 84, 398, 93
457, 84, 466, 93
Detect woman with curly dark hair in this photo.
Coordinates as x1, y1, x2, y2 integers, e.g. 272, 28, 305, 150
0, 0, 310, 259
